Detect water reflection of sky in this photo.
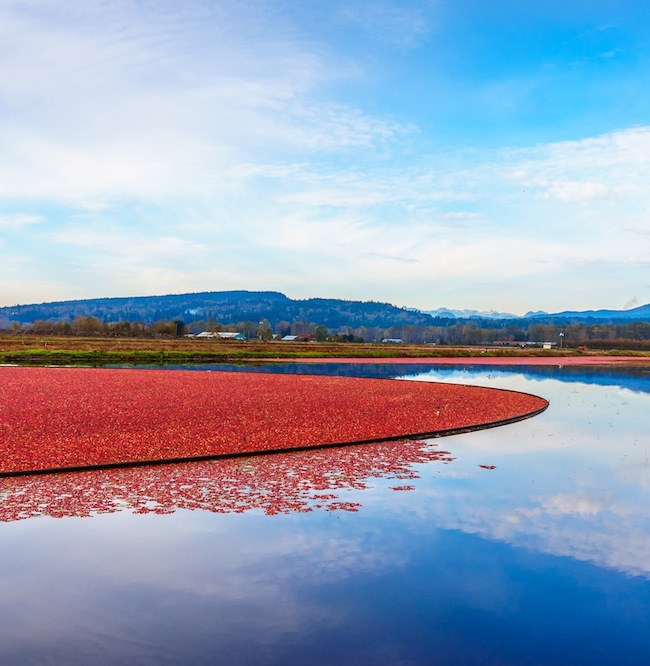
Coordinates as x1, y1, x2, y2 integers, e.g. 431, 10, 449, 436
2, 364, 650, 665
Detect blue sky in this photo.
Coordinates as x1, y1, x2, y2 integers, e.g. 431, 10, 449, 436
1, 0, 649, 315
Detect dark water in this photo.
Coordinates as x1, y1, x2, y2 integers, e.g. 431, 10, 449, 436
1, 364, 649, 665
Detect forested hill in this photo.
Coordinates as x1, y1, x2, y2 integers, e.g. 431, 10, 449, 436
0, 291, 436, 329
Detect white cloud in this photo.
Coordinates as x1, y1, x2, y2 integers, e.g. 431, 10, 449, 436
280, 187, 391, 208
0, 214, 45, 228
544, 180, 610, 201
508, 127, 650, 190
442, 211, 483, 220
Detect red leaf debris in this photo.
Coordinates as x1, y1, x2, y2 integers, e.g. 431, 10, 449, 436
0, 439, 450, 522
479, 465, 497, 470
0, 366, 547, 476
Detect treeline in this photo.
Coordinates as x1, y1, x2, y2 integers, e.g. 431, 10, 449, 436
6, 317, 186, 338
4, 316, 650, 349
338, 321, 650, 347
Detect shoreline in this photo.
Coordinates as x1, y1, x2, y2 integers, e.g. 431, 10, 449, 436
269, 355, 650, 366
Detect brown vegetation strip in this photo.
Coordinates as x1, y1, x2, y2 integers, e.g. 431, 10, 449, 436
0, 366, 548, 476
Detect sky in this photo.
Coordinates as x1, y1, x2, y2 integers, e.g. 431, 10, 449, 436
1, 0, 649, 315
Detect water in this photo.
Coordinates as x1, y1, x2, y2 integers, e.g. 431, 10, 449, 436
1, 363, 649, 665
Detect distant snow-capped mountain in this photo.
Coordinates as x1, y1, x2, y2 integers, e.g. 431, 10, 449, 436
423, 308, 519, 320
524, 310, 550, 317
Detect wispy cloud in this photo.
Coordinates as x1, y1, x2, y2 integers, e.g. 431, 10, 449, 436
517, 178, 611, 202
364, 251, 418, 265
0, 214, 45, 228
0, 0, 406, 207
335, 0, 434, 49
1, 1, 649, 311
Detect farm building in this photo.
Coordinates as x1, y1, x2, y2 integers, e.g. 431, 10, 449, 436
193, 331, 246, 340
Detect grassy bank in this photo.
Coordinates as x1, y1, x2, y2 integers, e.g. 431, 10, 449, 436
1, 334, 648, 366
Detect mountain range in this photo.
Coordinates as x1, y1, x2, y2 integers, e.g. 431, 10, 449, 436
1, 291, 649, 328
423, 303, 650, 321
534, 303, 650, 320
423, 307, 521, 319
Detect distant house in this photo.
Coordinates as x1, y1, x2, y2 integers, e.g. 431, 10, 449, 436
194, 331, 246, 340
217, 332, 246, 340
281, 335, 298, 341
381, 338, 403, 344
494, 340, 527, 348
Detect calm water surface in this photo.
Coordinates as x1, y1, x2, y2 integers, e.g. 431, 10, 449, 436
1, 363, 650, 665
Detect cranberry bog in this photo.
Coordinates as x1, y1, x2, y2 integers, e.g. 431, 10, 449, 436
3, 364, 649, 665
0, 366, 548, 476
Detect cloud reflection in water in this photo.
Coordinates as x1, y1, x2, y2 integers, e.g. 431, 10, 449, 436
395, 368, 650, 578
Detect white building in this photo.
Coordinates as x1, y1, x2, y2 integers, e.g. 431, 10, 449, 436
194, 331, 246, 340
